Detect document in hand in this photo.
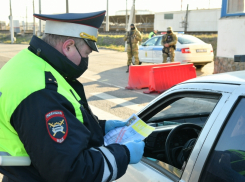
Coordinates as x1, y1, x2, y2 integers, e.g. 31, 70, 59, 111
104, 114, 155, 146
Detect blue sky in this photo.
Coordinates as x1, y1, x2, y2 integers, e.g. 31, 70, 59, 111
0, 0, 222, 23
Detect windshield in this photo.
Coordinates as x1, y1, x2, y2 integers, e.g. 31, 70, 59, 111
178, 35, 205, 44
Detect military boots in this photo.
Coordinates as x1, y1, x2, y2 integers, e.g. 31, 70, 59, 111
126, 65, 129, 73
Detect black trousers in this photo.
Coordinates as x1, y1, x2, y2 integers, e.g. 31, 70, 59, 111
2, 176, 8, 182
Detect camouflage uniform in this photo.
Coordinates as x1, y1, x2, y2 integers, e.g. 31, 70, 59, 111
161, 27, 177, 63
123, 27, 142, 66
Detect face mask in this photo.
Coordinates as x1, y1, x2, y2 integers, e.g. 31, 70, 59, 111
131, 27, 135, 30
167, 30, 172, 34
75, 45, 89, 76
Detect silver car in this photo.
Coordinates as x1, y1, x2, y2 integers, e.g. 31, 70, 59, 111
118, 70, 245, 182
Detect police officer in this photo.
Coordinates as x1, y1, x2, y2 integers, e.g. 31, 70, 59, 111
148, 30, 158, 39
0, 11, 145, 182
161, 27, 177, 63
124, 24, 142, 73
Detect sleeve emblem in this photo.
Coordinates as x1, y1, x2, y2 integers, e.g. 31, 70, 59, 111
45, 110, 68, 143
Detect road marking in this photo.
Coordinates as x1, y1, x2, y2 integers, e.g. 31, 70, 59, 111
0, 54, 11, 59
90, 92, 144, 111
81, 74, 125, 89
89, 105, 122, 120
81, 75, 156, 98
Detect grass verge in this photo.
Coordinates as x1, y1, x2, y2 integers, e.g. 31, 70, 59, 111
0, 33, 217, 59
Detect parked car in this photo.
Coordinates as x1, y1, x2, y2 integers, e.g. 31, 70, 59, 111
117, 70, 245, 182
138, 34, 214, 67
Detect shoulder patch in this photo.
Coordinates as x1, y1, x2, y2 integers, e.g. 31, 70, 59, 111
45, 110, 68, 143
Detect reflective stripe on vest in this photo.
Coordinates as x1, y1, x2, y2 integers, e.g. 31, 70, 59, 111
0, 49, 83, 157
0, 152, 10, 156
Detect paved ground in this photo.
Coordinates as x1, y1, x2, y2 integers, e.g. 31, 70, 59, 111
0, 43, 214, 180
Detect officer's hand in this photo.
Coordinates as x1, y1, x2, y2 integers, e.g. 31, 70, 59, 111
105, 120, 127, 134
124, 140, 145, 164
164, 43, 169, 47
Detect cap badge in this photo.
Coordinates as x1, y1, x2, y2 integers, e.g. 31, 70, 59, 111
80, 32, 97, 42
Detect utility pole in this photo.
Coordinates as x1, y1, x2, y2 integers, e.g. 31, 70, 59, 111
106, 0, 109, 31
133, 0, 136, 24
66, 0, 69, 13
33, 0, 35, 35
9, 0, 14, 43
125, 0, 136, 51
184, 4, 189, 33
26, 6, 28, 31
38, 0, 41, 36
125, 0, 128, 30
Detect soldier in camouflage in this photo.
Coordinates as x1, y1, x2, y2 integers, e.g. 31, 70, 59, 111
123, 24, 142, 73
161, 27, 177, 63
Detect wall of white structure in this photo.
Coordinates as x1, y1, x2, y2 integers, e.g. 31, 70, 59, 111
217, 16, 245, 58
154, 9, 221, 32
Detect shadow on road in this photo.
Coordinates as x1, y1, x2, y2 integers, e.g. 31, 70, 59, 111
83, 62, 214, 109
0, 56, 11, 69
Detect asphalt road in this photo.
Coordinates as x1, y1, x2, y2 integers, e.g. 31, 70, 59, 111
0, 43, 214, 179
0, 43, 214, 119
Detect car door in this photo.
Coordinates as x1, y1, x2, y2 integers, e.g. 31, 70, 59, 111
152, 37, 163, 63
117, 82, 237, 182
198, 97, 245, 182
185, 84, 245, 182
174, 40, 182, 63
139, 37, 158, 63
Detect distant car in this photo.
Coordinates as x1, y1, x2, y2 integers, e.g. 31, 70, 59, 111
138, 34, 214, 67
118, 70, 245, 182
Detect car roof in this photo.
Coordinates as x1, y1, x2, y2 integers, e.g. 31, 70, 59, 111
155, 34, 187, 38
183, 70, 245, 85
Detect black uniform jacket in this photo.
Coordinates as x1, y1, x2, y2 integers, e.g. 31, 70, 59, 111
0, 36, 129, 182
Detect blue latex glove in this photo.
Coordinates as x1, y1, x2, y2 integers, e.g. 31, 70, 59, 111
124, 139, 145, 164
105, 120, 127, 134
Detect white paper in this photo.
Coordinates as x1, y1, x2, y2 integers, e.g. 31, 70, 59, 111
104, 114, 155, 146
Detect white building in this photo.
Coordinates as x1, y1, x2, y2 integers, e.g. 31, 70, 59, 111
214, 0, 245, 73
154, 8, 221, 32
116, 10, 154, 15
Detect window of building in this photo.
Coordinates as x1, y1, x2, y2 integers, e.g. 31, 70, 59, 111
227, 0, 245, 14
221, 0, 245, 17
164, 14, 173, 19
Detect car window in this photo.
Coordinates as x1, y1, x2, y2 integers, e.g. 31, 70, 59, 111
140, 93, 221, 180
200, 97, 245, 182
178, 35, 205, 44
148, 97, 218, 126
156, 37, 163, 46
144, 37, 158, 46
